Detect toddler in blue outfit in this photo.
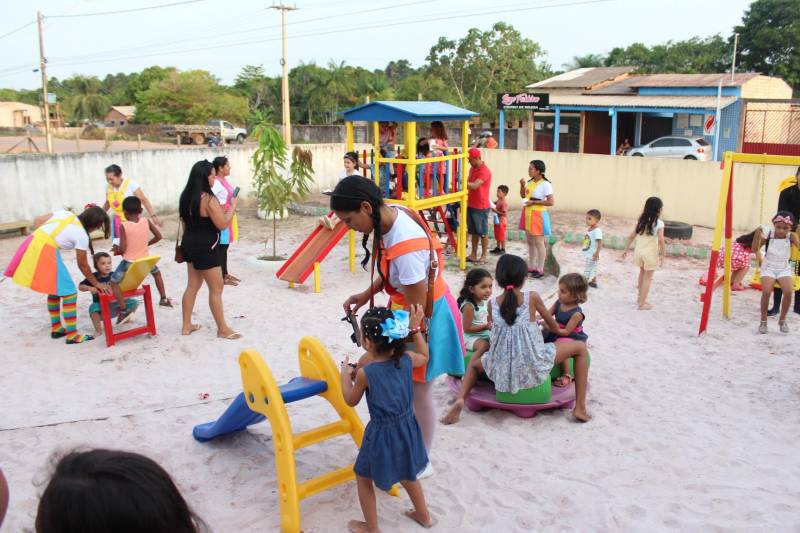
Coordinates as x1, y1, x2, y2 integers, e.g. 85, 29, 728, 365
341, 304, 434, 532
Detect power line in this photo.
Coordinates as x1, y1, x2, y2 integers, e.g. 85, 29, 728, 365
0, 20, 35, 41
48, 0, 441, 64
42, 0, 616, 70
48, 0, 209, 18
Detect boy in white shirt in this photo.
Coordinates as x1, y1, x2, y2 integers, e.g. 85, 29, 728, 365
582, 209, 603, 288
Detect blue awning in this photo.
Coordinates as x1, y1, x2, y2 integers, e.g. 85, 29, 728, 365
341, 101, 478, 122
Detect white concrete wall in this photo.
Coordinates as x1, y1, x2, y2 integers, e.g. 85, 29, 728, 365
481, 149, 796, 230
0, 143, 365, 222
1, 145, 794, 231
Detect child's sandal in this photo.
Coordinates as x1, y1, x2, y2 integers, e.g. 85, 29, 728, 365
553, 374, 574, 387
159, 297, 174, 308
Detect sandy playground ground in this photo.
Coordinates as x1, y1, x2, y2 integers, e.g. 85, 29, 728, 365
0, 206, 798, 532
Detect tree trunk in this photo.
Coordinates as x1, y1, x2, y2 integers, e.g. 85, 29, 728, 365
272, 216, 277, 258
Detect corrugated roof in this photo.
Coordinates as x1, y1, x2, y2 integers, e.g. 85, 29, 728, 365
585, 76, 643, 95
550, 94, 736, 109
341, 101, 478, 122
110, 105, 136, 116
528, 67, 636, 89
628, 73, 759, 88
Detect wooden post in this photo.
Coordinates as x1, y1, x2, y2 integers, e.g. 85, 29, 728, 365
176, 134, 180, 146
528, 111, 535, 151
137, 134, 142, 150
75, 130, 80, 152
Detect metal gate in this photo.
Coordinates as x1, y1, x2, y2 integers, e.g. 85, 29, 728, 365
742, 99, 800, 156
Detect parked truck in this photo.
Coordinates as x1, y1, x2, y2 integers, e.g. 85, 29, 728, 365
164, 119, 248, 145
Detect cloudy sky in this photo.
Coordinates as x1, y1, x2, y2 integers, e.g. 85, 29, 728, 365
0, 0, 753, 90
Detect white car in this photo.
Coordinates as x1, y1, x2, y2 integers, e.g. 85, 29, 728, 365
628, 136, 711, 161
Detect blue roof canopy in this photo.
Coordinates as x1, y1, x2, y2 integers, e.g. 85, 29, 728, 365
342, 101, 478, 122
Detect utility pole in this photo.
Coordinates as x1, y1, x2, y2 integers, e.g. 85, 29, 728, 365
730, 33, 739, 82
270, 2, 297, 145
37, 10, 52, 153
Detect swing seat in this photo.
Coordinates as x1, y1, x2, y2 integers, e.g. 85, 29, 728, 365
100, 255, 160, 347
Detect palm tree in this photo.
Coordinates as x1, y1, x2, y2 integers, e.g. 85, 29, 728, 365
562, 54, 606, 71
66, 76, 110, 123
326, 60, 355, 122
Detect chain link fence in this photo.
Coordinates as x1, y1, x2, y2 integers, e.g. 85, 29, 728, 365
742, 99, 800, 156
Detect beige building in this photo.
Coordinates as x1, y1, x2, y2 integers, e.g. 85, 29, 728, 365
104, 106, 136, 127
0, 101, 43, 128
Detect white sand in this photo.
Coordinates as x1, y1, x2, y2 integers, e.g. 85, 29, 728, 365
1, 209, 798, 532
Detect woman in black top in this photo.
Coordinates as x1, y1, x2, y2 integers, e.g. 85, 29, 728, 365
179, 160, 241, 339
769, 167, 800, 316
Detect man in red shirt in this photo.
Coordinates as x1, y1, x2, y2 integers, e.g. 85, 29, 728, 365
466, 147, 492, 264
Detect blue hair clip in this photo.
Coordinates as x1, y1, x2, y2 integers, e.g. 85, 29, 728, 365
380, 309, 410, 342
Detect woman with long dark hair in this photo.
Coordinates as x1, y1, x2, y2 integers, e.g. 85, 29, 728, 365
330, 176, 464, 474
211, 156, 240, 286
519, 160, 554, 278
179, 160, 240, 339
5, 206, 110, 344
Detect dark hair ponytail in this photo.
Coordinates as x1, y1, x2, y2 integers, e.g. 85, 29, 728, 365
495, 254, 528, 325
361, 307, 406, 367
736, 230, 757, 248
329, 176, 385, 279
212, 156, 228, 172
77, 206, 110, 257
530, 159, 548, 182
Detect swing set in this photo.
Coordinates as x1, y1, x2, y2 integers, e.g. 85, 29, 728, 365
698, 151, 800, 335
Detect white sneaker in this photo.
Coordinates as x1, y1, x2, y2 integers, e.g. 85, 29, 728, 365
779, 320, 789, 333
758, 321, 768, 334
417, 461, 435, 480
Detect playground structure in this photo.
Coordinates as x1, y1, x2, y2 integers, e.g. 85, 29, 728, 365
278, 101, 477, 291
99, 255, 159, 347
698, 152, 800, 335
193, 337, 397, 533
343, 101, 477, 270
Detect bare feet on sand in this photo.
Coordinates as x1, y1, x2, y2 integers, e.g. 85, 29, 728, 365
440, 398, 464, 425
405, 509, 436, 528
572, 408, 591, 423
348, 520, 379, 533
181, 324, 201, 335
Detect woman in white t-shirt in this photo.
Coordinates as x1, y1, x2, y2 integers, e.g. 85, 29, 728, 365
4, 206, 110, 344
103, 164, 159, 246
330, 176, 465, 474
622, 197, 665, 310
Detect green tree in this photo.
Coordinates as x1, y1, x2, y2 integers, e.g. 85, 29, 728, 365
290, 62, 330, 123
385, 59, 415, 82
135, 69, 247, 124
234, 64, 279, 119
0, 88, 40, 105
326, 60, 356, 121
64, 76, 110, 123
734, 0, 800, 90
605, 36, 729, 73
426, 22, 550, 119
563, 53, 606, 70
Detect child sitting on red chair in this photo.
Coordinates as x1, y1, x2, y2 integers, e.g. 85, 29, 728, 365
79, 252, 139, 336
110, 197, 172, 324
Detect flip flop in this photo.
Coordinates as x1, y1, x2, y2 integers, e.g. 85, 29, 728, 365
404, 510, 437, 529
182, 324, 202, 336
219, 331, 243, 340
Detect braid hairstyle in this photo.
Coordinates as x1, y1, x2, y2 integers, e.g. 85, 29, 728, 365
77, 206, 110, 257
361, 307, 406, 368
529, 159, 548, 182
329, 176, 387, 284
458, 268, 492, 309
495, 254, 528, 325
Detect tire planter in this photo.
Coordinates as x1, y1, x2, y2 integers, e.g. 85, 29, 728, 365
664, 220, 693, 240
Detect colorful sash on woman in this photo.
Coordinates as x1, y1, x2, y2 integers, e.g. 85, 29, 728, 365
378, 210, 465, 382
107, 178, 130, 241
217, 178, 239, 245
519, 180, 552, 236
4, 214, 83, 296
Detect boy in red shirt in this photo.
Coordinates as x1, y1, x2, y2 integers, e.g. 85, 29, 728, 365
491, 185, 508, 255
